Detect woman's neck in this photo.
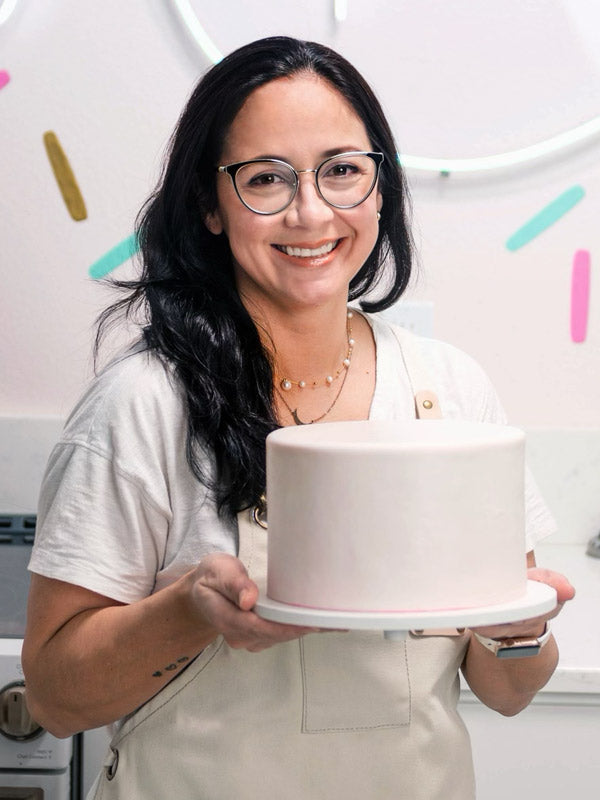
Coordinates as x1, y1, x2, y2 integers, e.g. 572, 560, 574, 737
249, 300, 353, 386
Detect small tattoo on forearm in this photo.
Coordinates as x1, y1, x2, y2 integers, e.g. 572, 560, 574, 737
152, 655, 190, 678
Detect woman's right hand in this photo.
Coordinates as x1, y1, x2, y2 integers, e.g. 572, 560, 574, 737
187, 552, 320, 652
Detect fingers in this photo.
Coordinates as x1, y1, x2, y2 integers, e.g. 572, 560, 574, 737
231, 616, 320, 652
527, 567, 576, 605
471, 567, 575, 640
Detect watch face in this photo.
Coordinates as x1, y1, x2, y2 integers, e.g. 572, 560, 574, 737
496, 644, 541, 659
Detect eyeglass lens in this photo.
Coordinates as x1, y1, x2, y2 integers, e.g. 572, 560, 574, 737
234, 153, 378, 214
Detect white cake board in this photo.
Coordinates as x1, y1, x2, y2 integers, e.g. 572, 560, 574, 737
255, 579, 557, 641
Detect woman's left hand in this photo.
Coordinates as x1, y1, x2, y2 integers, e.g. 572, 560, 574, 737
470, 567, 575, 640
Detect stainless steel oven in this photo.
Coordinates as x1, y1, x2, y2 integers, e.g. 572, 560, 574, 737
0, 515, 75, 799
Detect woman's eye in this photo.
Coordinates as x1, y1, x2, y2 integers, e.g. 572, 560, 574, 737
323, 162, 359, 179
246, 170, 292, 188
250, 173, 280, 185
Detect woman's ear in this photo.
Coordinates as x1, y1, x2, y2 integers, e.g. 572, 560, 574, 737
376, 190, 383, 213
205, 209, 223, 235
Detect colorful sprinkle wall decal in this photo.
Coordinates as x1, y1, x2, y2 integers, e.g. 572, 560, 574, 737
0, 70, 9, 90
571, 249, 590, 343
506, 185, 585, 251
42, 131, 87, 221
88, 233, 139, 279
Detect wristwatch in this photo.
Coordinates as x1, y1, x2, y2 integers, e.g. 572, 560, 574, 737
472, 622, 552, 659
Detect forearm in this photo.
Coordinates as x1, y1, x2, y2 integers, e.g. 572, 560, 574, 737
23, 553, 316, 738
461, 630, 559, 716
23, 572, 215, 738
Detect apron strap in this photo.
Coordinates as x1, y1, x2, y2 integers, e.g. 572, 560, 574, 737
389, 325, 443, 420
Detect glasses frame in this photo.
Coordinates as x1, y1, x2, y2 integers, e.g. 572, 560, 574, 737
217, 151, 384, 215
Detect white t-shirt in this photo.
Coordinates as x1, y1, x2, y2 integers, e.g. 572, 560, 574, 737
29, 315, 556, 602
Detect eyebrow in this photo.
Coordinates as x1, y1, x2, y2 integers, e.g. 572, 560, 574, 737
322, 146, 367, 158
247, 147, 368, 164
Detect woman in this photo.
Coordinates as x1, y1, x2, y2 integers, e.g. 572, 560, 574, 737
23, 37, 573, 799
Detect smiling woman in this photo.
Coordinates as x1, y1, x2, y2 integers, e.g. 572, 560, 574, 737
22, 36, 573, 800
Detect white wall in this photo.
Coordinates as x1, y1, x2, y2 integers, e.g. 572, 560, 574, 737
1, 0, 598, 426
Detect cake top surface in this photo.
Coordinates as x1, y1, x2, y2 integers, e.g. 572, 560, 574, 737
267, 419, 524, 453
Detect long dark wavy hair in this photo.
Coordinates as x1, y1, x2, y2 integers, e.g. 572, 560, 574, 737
96, 36, 414, 517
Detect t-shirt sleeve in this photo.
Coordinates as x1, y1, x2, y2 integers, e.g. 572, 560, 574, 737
29, 440, 170, 604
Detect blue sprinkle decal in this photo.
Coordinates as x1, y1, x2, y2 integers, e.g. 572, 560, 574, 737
506, 186, 585, 251
89, 233, 139, 279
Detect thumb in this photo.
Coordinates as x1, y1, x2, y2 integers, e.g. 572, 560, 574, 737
200, 554, 259, 610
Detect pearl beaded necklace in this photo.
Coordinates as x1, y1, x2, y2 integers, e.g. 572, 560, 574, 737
278, 310, 355, 392
275, 310, 355, 425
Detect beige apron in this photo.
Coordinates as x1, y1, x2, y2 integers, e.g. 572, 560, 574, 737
88, 326, 475, 800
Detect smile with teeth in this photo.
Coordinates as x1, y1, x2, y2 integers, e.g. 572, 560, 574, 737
274, 239, 340, 258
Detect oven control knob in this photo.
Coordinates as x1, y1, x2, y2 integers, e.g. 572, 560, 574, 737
0, 682, 43, 740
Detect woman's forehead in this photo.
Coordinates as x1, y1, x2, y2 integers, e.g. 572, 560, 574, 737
221, 74, 371, 162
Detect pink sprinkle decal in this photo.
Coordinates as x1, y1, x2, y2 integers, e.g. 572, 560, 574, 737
571, 250, 590, 343
0, 70, 10, 90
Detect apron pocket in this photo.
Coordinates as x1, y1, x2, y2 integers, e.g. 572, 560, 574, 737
300, 631, 411, 733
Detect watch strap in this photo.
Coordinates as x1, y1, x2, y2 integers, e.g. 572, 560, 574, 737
472, 621, 552, 659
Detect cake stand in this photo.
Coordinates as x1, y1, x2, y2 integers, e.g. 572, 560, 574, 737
255, 579, 557, 640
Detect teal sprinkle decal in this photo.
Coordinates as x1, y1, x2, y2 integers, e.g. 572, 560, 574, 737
506, 186, 585, 251
88, 233, 139, 279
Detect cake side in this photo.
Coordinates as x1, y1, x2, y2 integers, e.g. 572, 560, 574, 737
265, 420, 527, 613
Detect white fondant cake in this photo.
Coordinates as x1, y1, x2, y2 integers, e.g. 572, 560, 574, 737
265, 419, 527, 612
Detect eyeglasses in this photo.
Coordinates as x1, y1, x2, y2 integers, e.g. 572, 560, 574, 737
217, 151, 384, 215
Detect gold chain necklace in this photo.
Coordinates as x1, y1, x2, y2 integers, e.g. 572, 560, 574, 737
275, 311, 354, 425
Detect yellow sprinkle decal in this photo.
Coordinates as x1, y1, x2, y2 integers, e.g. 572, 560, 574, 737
43, 131, 87, 221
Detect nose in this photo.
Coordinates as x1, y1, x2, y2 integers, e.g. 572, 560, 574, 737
284, 170, 334, 226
